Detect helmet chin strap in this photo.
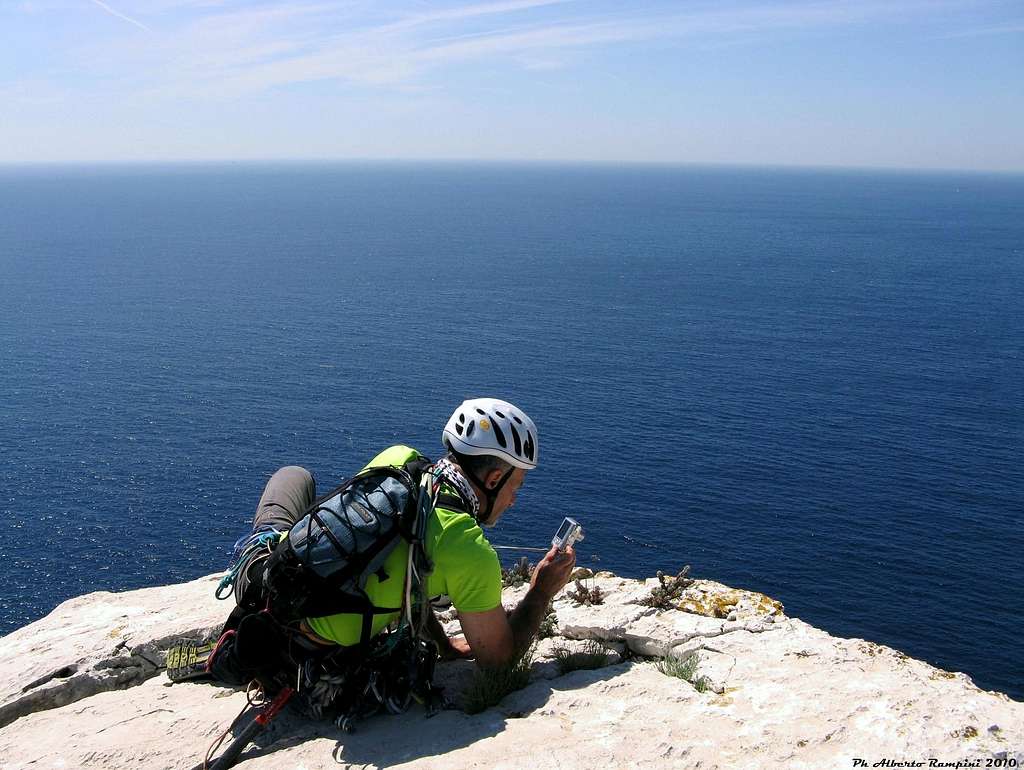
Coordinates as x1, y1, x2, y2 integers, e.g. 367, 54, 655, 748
453, 458, 513, 524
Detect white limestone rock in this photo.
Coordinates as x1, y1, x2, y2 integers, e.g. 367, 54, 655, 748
0, 573, 228, 730
552, 574, 656, 640
0, 572, 1020, 770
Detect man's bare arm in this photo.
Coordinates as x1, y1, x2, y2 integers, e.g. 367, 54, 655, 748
507, 587, 554, 658
458, 545, 575, 667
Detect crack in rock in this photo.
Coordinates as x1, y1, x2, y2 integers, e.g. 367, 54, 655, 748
20, 664, 80, 694
657, 619, 781, 655
0, 627, 218, 730
95, 708, 175, 734
612, 618, 779, 659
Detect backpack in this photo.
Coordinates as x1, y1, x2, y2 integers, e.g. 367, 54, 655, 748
250, 455, 468, 647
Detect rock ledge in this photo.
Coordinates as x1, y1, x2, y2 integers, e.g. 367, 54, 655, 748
0, 572, 1020, 770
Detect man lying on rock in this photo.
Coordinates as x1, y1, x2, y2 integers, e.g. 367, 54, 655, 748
180, 397, 576, 724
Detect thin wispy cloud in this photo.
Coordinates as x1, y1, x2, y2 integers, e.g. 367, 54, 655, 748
89, 0, 152, 32
69, 0, 981, 100
391, 0, 576, 28
175, 0, 967, 97
940, 20, 1024, 37
8, 1, 1019, 107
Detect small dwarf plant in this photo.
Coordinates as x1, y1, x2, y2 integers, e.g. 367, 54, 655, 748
537, 605, 558, 639
501, 557, 534, 588
566, 579, 605, 606
639, 566, 694, 610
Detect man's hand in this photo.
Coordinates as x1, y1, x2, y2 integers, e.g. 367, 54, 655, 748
425, 609, 475, 661
439, 634, 474, 661
531, 544, 576, 598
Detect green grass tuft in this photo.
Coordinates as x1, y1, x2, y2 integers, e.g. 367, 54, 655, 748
462, 646, 536, 715
656, 652, 710, 693
551, 639, 613, 675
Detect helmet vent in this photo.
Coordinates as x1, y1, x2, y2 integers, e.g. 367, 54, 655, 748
512, 414, 523, 424
523, 432, 535, 461
455, 423, 464, 436
458, 413, 466, 425
495, 410, 505, 418
492, 421, 507, 448
511, 425, 522, 456
466, 420, 476, 437
475, 408, 486, 415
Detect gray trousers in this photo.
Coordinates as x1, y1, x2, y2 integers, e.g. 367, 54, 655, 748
232, 466, 316, 604
252, 465, 316, 533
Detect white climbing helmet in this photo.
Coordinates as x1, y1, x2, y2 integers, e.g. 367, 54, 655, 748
442, 398, 538, 470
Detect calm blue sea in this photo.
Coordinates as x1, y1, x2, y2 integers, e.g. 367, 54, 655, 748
1, 162, 1021, 700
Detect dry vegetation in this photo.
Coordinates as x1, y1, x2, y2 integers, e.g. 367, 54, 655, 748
639, 567, 694, 610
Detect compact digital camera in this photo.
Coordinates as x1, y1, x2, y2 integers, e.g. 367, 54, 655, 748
552, 517, 584, 552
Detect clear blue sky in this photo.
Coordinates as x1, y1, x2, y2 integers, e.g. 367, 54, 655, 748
3, 0, 1022, 170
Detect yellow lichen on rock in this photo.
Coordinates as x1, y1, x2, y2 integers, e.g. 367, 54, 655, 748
676, 596, 722, 617
676, 585, 784, 619
859, 642, 881, 657
951, 725, 978, 740
855, 642, 913, 667
756, 594, 785, 615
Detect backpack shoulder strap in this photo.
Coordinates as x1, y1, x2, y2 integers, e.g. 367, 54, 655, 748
436, 492, 470, 514
402, 454, 433, 480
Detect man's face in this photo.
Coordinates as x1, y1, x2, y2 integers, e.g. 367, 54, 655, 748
482, 467, 527, 527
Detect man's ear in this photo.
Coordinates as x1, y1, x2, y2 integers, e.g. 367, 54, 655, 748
484, 468, 505, 490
